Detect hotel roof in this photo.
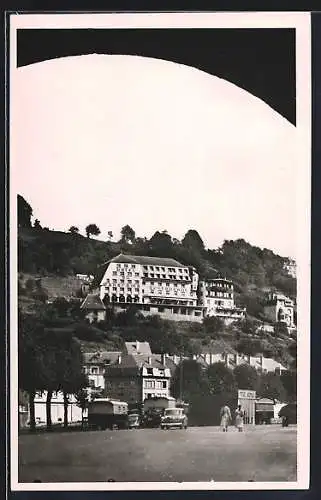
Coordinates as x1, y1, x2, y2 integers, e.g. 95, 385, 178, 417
104, 253, 186, 268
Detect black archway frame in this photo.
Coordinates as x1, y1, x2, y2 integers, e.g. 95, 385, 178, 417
17, 28, 296, 125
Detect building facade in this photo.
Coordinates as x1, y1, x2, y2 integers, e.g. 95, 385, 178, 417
32, 391, 83, 425
99, 253, 204, 322
263, 292, 295, 329
104, 352, 172, 405
283, 259, 297, 279
80, 294, 106, 323
200, 278, 246, 324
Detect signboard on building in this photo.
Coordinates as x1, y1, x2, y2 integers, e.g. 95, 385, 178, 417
238, 390, 256, 400
238, 389, 256, 425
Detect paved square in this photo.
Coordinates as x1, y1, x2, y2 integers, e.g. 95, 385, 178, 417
18, 425, 297, 483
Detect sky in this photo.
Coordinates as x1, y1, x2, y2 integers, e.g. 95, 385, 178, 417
12, 54, 298, 259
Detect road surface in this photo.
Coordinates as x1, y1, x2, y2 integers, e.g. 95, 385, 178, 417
18, 425, 297, 483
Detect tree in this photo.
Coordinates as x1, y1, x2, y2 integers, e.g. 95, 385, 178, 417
171, 359, 208, 400
203, 316, 225, 335
206, 362, 236, 395
257, 372, 287, 403
274, 322, 289, 338
75, 388, 91, 426
18, 195, 33, 228
149, 230, 173, 256
120, 225, 135, 244
182, 229, 205, 252
34, 219, 42, 230
281, 370, 297, 402
18, 311, 47, 431
69, 226, 79, 235
236, 338, 263, 357
85, 224, 101, 238
55, 334, 88, 428
233, 364, 259, 391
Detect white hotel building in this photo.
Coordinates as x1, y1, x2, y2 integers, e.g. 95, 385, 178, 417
200, 278, 246, 324
99, 254, 204, 322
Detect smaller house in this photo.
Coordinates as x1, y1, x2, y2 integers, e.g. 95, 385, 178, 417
80, 294, 106, 323
32, 391, 83, 426
83, 351, 122, 391
124, 341, 152, 356
264, 292, 295, 329
104, 353, 174, 405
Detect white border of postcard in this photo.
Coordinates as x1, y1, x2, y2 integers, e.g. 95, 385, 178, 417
9, 11, 311, 491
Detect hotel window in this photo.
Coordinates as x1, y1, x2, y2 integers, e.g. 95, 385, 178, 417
91, 367, 98, 375
117, 264, 121, 269
155, 266, 160, 271
124, 264, 128, 268
161, 267, 165, 272
135, 272, 139, 277
113, 287, 117, 291
131, 264, 136, 269
128, 280, 132, 284
112, 271, 117, 276
128, 272, 132, 277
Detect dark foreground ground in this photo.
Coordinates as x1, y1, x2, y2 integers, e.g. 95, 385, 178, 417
19, 425, 297, 483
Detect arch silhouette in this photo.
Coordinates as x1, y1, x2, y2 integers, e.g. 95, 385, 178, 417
17, 28, 295, 124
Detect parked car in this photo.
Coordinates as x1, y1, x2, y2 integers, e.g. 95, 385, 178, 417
160, 407, 188, 430
128, 412, 140, 429
279, 403, 297, 426
142, 408, 163, 428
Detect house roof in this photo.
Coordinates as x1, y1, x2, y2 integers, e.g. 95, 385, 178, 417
80, 294, 106, 310
83, 351, 121, 365
104, 253, 185, 268
261, 357, 287, 372
124, 341, 152, 356
104, 353, 174, 374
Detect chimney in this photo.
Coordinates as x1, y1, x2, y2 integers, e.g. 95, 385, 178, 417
161, 353, 166, 366
136, 340, 140, 352
148, 356, 152, 365
118, 354, 122, 364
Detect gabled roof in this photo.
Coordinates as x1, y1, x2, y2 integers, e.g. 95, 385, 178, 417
124, 341, 152, 356
104, 354, 141, 377
80, 294, 106, 310
103, 253, 185, 268
104, 353, 174, 373
83, 351, 121, 365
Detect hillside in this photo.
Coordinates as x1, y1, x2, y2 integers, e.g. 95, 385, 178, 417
18, 226, 296, 321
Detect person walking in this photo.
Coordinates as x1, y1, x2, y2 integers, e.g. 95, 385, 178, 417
235, 404, 245, 432
220, 404, 232, 432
